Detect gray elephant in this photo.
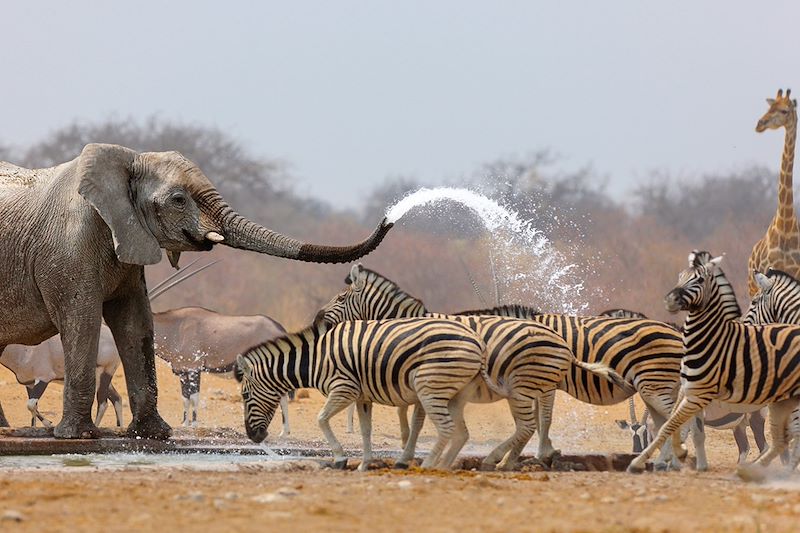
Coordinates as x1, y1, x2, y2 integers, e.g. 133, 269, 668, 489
151, 307, 287, 429
0, 144, 392, 439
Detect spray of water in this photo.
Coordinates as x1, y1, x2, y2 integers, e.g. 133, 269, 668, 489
385, 187, 591, 314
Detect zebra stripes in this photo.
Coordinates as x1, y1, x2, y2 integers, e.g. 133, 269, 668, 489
599, 308, 767, 464
235, 317, 485, 470
627, 250, 800, 473
742, 268, 800, 468
320, 264, 687, 468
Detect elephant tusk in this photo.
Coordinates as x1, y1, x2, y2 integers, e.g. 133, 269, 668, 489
205, 231, 225, 243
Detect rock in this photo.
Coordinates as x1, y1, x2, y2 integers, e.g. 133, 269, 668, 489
397, 480, 413, 490
1, 510, 24, 522
253, 493, 287, 504
252, 486, 300, 503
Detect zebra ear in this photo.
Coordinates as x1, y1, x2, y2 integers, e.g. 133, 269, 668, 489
687, 252, 697, 266
709, 255, 724, 266
754, 272, 774, 292
348, 264, 362, 286
351, 263, 366, 291
236, 355, 253, 379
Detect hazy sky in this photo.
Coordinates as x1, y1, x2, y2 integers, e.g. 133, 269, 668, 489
3, 1, 797, 208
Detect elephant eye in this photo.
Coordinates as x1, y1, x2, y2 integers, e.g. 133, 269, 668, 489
170, 193, 187, 208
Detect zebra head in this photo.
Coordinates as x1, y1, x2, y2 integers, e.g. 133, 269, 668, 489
235, 353, 283, 443
664, 250, 723, 313
756, 88, 797, 133
317, 264, 369, 326
318, 264, 426, 326
744, 269, 798, 325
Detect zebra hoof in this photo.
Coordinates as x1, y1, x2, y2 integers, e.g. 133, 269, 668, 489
626, 462, 646, 474
332, 459, 348, 470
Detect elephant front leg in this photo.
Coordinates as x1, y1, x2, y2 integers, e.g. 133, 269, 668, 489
103, 276, 170, 440
53, 310, 102, 439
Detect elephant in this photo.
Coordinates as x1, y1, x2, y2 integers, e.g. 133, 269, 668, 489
0, 143, 393, 439
0, 324, 123, 428
151, 307, 288, 430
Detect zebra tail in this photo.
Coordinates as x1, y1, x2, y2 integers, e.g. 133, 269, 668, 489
480, 363, 508, 398
574, 361, 636, 395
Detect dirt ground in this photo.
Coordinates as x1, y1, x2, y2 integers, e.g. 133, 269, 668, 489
1, 362, 800, 532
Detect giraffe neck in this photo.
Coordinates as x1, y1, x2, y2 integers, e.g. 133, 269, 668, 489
773, 113, 798, 239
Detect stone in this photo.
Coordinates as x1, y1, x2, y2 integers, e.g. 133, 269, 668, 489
1, 510, 24, 522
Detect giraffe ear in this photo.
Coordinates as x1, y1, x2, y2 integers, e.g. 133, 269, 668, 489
767, 98, 776, 106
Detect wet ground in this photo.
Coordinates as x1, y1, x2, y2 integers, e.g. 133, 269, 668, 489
2, 363, 800, 531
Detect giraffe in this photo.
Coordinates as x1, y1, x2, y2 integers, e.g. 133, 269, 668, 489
748, 88, 800, 296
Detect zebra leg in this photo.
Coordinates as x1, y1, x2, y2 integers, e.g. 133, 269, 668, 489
789, 408, 800, 471
317, 391, 358, 469
689, 415, 708, 471
482, 395, 537, 469
627, 396, 706, 473
397, 405, 410, 448
642, 403, 678, 470
356, 401, 374, 472
27, 381, 52, 428
396, 403, 425, 468
278, 394, 290, 437
756, 399, 797, 467
732, 420, 750, 464
107, 384, 124, 427
418, 395, 456, 469
534, 390, 557, 460
748, 408, 779, 463
437, 396, 472, 469
396, 403, 424, 467
345, 403, 355, 434
750, 409, 768, 453
496, 395, 539, 471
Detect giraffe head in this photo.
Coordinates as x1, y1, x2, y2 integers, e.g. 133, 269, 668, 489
756, 88, 797, 132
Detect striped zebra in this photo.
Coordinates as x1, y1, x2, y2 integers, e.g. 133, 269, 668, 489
235, 317, 485, 470
744, 268, 800, 468
600, 309, 768, 463
321, 264, 695, 469
627, 251, 800, 473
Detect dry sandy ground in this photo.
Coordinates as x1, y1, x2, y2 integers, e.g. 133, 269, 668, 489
1, 362, 800, 532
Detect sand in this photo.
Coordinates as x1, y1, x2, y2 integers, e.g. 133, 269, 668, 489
1, 361, 799, 532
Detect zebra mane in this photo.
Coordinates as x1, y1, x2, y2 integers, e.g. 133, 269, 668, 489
355, 267, 427, 309
243, 319, 329, 360
711, 264, 742, 318
454, 303, 541, 318
765, 268, 800, 284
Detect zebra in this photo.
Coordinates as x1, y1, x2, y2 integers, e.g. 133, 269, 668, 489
600, 308, 768, 463
321, 289, 634, 469
235, 317, 485, 470
743, 268, 800, 468
321, 264, 696, 470
627, 251, 800, 473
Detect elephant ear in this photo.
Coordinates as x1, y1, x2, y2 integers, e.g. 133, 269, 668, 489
76, 143, 162, 265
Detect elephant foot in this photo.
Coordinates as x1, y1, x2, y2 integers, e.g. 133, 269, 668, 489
393, 461, 410, 470
127, 413, 172, 440
54, 417, 100, 439
332, 459, 348, 470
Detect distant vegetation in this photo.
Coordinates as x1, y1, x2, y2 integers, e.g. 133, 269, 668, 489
2, 119, 777, 328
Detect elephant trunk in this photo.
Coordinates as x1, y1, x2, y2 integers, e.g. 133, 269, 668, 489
195, 190, 393, 264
